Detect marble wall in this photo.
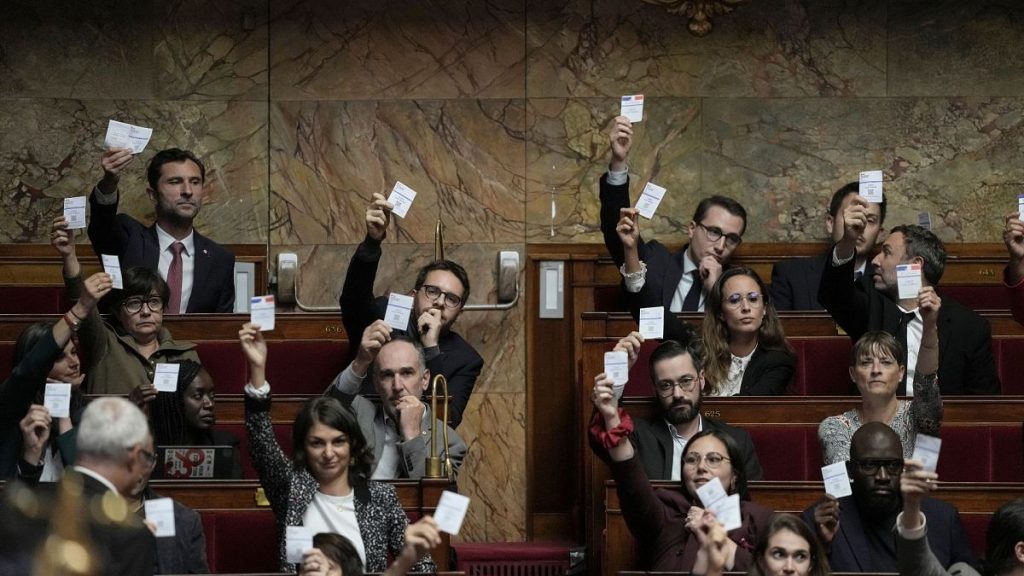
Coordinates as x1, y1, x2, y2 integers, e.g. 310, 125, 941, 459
3, 0, 1024, 543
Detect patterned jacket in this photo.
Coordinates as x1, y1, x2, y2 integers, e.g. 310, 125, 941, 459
245, 395, 435, 573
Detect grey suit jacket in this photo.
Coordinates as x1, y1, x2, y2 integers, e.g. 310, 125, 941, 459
897, 523, 980, 576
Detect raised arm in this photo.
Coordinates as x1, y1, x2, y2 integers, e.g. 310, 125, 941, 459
340, 193, 392, 360
87, 147, 134, 256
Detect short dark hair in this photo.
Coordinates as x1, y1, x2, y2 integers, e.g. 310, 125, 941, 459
414, 260, 471, 305
692, 195, 748, 236
749, 514, 830, 576
829, 181, 888, 224
850, 331, 905, 368
648, 337, 703, 387
890, 224, 946, 285
986, 498, 1024, 576
147, 148, 206, 191
313, 532, 364, 576
681, 428, 748, 501
292, 397, 374, 486
105, 267, 171, 317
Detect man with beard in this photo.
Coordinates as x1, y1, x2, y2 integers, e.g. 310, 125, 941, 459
802, 422, 975, 572
339, 193, 483, 428
329, 332, 466, 480
88, 147, 236, 313
593, 334, 762, 485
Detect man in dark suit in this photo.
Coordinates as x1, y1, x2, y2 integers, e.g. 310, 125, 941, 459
771, 182, 886, 310
803, 422, 976, 572
600, 116, 747, 315
592, 334, 763, 485
340, 193, 483, 429
88, 147, 235, 313
819, 195, 999, 395
0, 396, 156, 574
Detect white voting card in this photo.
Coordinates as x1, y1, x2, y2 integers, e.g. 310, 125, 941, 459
821, 462, 853, 498
896, 263, 923, 300
286, 526, 314, 563
859, 170, 884, 203
101, 254, 123, 289
387, 181, 418, 219
250, 295, 276, 331
63, 196, 87, 230
153, 363, 180, 393
604, 350, 629, 390
638, 307, 664, 340
918, 211, 932, 230
912, 433, 942, 473
635, 182, 667, 220
708, 493, 742, 531
144, 498, 176, 538
385, 293, 415, 331
1018, 193, 1024, 217
434, 490, 471, 535
44, 383, 71, 419
620, 95, 644, 123
696, 476, 729, 507
104, 120, 153, 154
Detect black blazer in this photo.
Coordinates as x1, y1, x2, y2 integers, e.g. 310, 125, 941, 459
770, 254, 828, 311
736, 347, 796, 396
818, 246, 1000, 395
88, 193, 236, 313
801, 495, 976, 572
145, 488, 209, 574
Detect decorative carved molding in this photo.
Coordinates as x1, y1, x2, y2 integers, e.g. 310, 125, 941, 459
639, 0, 748, 36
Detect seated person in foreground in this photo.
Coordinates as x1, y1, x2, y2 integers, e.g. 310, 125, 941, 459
592, 334, 763, 483
803, 422, 975, 572
819, 319, 943, 465
701, 267, 795, 396
700, 512, 831, 576
589, 368, 773, 571
330, 321, 466, 480
239, 324, 435, 573
300, 516, 441, 576
54, 217, 199, 396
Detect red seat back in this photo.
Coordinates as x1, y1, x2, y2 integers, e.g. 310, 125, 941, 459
0, 286, 67, 314
202, 509, 279, 573
218, 422, 294, 479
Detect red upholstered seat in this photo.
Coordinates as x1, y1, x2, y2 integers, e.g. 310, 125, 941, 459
791, 337, 854, 396
747, 424, 822, 481
195, 341, 248, 393
201, 509, 279, 573
264, 341, 349, 394
0, 286, 67, 314
453, 542, 571, 576
961, 514, 991, 558
937, 424, 1024, 483
940, 285, 1011, 313
995, 338, 1024, 395
218, 422, 294, 479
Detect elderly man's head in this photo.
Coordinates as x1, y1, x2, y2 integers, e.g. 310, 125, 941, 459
76, 397, 155, 496
848, 422, 903, 520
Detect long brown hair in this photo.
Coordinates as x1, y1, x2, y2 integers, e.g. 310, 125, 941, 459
701, 267, 793, 394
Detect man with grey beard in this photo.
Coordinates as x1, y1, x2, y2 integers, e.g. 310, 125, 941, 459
591, 334, 762, 486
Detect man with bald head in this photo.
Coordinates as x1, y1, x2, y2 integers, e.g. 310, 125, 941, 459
801, 422, 975, 572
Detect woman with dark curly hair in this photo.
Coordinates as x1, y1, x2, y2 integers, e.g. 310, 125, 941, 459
701, 267, 795, 396
239, 323, 434, 574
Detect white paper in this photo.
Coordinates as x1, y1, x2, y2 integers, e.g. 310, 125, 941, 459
620, 94, 644, 123
153, 363, 180, 393
696, 476, 729, 508
385, 293, 415, 331
821, 462, 853, 498
912, 433, 942, 473
707, 493, 742, 532
104, 119, 153, 154
63, 196, 87, 230
250, 295, 276, 331
1018, 193, 1024, 217
144, 498, 176, 538
917, 211, 932, 230
100, 254, 123, 289
859, 170, 884, 203
635, 182, 667, 220
434, 490, 471, 535
896, 263, 923, 300
285, 526, 314, 563
604, 351, 629, 392
44, 383, 72, 419
387, 181, 418, 219
638, 307, 664, 340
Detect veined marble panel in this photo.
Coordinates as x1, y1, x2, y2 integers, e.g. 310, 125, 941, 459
269, 0, 526, 100
526, 0, 886, 98
703, 98, 1024, 242
270, 100, 526, 245
270, 242, 525, 394
0, 99, 268, 243
525, 97, 701, 243
889, 1, 1024, 97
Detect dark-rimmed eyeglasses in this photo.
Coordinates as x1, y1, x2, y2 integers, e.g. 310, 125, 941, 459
122, 297, 164, 314
420, 284, 464, 309
724, 291, 763, 309
683, 451, 730, 469
654, 375, 700, 397
852, 458, 903, 475
697, 223, 743, 248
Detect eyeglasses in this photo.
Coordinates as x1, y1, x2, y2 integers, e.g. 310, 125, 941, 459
697, 223, 743, 249
724, 291, 763, 309
654, 375, 700, 397
852, 458, 903, 475
122, 296, 164, 314
139, 448, 157, 471
420, 284, 464, 309
683, 451, 731, 469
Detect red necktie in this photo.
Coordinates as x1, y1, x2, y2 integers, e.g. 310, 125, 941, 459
167, 242, 185, 314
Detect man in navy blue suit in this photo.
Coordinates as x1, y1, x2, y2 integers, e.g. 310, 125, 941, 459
88, 147, 235, 313
802, 422, 976, 572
